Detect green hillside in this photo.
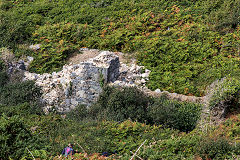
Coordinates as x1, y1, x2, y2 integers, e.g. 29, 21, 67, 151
1, 0, 240, 159
1, 0, 240, 96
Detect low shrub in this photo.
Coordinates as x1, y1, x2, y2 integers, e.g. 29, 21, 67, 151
104, 120, 176, 154
149, 96, 201, 132
0, 59, 5, 71
207, 77, 240, 118
0, 114, 47, 160
0, 103, 43, 117
0, 56, 8, 86
0, 80, 42, 106
198, 138, 234, 160
0, 1, 14, 11
29, 22, 97, 73
0, 0, 239, 96
136, 133, 200, 160
89, 86, 201, 132
66, 104, 89, 122
201, 0, 240, 33
90, 86, 150, 123
29, 22, 83, 73
0, 71, 8, 86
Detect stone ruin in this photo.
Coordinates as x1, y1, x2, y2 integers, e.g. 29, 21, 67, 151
5, 48, 203, 113
21, 48, 157, 113
2, 47, 233, 128
3, 47, 205, 114
24, 51, 121, 112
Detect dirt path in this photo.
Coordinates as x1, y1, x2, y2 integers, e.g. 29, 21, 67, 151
67, 48, 135, 65
67, 49, 100, 64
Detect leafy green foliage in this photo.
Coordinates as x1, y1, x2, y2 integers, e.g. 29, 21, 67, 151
1, 0, 239, 96
0, 114, 47, 160
137, 7, 240, 96
0, 71, 8, 86
1, 0, 240, 159
0, 103, 43, 117
104, 120, 176, 154
90, 86, 201, 132
208, 77, 240, 112
91, 86, 150, 122
200, 0, 240, 33
135, 132, 201, 160
0, 59, 8, 86
29, 22, 92, 73
214, 114, 240, 141
149, 96, 201, 132
0, 80, 41, 106
28, 117, 177, 156
0, 96, 239, 159
66, 104, 89, 122
198, 138, 235, 160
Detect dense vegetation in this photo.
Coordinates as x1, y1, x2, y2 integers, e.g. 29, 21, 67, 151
0, 65, 200, 159
0, 64, 240, 159
1, 81, 240, 159
1, 0, 240, 95
1, 0, 240, 159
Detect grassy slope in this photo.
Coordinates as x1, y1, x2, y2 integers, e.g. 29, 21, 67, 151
1, 1, 240, 159
1, 0, 240, 96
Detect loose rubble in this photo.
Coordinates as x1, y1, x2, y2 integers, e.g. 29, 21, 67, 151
110, 62, 151, 88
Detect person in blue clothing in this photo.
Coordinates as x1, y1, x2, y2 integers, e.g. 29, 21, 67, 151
62, 143, 75, 157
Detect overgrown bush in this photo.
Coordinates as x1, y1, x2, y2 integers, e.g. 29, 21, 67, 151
201, 0, 240, 33
0, 114, 47, 160
29, 22, 90, 73
0, 0, 239, 96
207, 77, 240, 118
1, 0, 240, 158
46, 119, 177, 155
0, 71, 8, 86
0, 58, 8, 86
0, 80, 42, 106
127, 132, 201, 160
104, 120, 176, 154
89, 86, 201, 132
149, 95, 201, 132
90, 86, 150, 122
0, 103, 43, 117
198, 138, 235, 160
66, 104, 89, 121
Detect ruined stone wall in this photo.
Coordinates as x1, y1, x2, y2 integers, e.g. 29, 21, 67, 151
20, 49, 205, 113
24, 51, 120, 112
1, 47, 226, 128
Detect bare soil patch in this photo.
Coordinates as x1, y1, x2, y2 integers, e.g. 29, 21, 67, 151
67, 49, 100, 64
67, 48, 136, 65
